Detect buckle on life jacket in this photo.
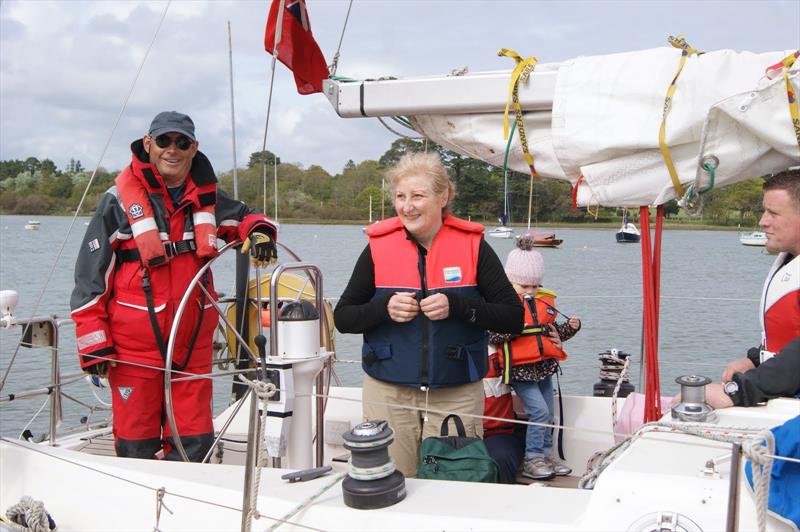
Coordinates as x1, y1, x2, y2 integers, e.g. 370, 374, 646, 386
117, 239, 197, 264
165, 239, 197, 257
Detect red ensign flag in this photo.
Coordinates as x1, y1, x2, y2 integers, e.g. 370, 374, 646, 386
264, 0, 329, 95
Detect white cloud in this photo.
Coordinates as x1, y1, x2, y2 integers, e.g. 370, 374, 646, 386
1, 0, 798, 180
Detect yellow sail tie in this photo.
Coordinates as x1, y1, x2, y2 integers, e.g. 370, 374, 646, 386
777, 50, 800, 153
499, 48, 538, 176
659, 35, 702, 199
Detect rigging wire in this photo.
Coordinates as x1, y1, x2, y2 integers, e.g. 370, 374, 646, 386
327, 0, 354, 77
0, 0, 173, 394
261, 0, 285, 220
376, 116, 424, 139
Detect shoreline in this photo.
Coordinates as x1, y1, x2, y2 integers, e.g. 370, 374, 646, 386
0, 213, 749, 232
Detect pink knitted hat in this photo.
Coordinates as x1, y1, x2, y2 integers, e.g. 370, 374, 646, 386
504, 234, 544, 286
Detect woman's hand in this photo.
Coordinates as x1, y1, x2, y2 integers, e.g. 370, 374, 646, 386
568, 316, 581, 331
420, 293, 450, 321
388, 292, 420, 323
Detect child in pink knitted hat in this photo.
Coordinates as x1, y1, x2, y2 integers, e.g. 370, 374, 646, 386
489, 233, 581, 481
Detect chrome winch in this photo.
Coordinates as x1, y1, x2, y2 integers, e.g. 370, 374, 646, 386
671, 375, 717, 423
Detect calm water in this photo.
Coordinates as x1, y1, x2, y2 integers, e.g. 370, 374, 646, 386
0, 214, 774, 438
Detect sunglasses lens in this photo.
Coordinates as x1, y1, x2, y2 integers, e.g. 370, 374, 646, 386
175, 136, 192, 150
154, 134, 192, 150
154, 134, 171, 148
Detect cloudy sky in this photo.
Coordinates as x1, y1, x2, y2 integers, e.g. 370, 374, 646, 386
1, 0, 798, 177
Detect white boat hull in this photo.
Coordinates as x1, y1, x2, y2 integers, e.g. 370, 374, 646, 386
740, 231, 768, 246
487, 226, 513, 238
2, 392, 796, 531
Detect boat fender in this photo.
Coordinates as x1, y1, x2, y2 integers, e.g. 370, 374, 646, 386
341, 420, 406, 510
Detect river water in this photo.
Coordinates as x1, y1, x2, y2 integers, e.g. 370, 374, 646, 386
0, 214, 774, 438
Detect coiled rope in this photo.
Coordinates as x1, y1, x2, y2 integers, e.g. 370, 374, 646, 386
2, 496, 55, 532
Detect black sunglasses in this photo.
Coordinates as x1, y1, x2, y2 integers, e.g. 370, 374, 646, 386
153, 134, 194, 151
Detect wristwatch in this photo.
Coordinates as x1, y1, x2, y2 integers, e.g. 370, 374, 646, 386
723, 381, 739, 397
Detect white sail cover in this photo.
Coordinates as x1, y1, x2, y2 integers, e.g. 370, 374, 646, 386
409, 47, 799, 207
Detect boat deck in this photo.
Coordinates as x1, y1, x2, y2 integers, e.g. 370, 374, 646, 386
76, 432, 116, 457
77, 433, 580, 488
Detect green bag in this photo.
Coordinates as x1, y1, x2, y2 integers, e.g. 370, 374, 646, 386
417, 414, 499, 483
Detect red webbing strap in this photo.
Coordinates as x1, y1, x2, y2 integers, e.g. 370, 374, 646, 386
571, 174, 584, 210
639, 205, 665, 422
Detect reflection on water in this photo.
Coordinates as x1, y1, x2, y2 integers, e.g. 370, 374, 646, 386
0, 215, 773, 438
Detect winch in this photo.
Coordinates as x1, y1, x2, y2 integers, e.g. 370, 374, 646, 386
671, 375, 717, 423
592, 349, 634, 398
341, 420, 406, 510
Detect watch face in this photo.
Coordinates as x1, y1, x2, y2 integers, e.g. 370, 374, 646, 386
724, 381, 739, 395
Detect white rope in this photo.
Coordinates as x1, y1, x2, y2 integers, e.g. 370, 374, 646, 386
153, 486, 173, 532
3, 496, 53, 532
236, 374, 277, 530
743, 430, 775, 532
609, 355, 631, 437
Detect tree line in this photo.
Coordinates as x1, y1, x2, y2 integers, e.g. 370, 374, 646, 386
0, 140, 766, 227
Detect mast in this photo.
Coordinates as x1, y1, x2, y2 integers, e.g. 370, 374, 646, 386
381, 177, 386, 220
273, 157, 278, 222
227, 21, 239, 200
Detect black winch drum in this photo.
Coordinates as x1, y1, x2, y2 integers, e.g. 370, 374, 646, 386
341, 420, 406, 510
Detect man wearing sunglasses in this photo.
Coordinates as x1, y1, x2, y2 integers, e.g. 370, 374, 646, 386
71, 111, 278, 461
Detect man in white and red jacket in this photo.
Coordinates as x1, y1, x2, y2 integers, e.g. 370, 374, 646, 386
721, 169, 800, 388
70, 111, 277, 461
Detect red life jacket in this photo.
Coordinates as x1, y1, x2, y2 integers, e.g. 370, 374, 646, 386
761, 253, 800, 354
483, 351, 516, 435
363, 215, 488, 388
496, 289, 567, 384
115, 155, 217, 268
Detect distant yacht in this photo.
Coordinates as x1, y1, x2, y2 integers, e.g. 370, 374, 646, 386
739, 231, 767, 247
616, 210, 640, 243
24, 220, 40, 230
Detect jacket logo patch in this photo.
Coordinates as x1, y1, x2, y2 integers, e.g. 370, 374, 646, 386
88, 238, 100, 253
547, 307, 555, 315
443, 267, 462, 283
117, 386, 134, 402
129, 203, 144, 219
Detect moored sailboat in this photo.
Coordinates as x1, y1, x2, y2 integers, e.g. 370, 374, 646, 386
616, 210, 641, 243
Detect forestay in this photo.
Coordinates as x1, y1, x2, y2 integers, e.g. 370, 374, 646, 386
327, 47, 799, 207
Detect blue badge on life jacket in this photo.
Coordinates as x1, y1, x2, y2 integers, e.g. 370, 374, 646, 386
443, 267, 462, 283
547, 307, 555, 315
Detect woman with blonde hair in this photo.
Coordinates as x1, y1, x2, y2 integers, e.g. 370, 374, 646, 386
335, 151, 522, 477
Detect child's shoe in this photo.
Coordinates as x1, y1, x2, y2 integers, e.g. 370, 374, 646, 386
522, 457, 555, 480
547, 456, 572, 476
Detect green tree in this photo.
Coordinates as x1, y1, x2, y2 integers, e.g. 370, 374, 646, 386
24, 157, 40, 177
247, 150, 280, 168
0, 159, 26, 180
378, 138, 426, 168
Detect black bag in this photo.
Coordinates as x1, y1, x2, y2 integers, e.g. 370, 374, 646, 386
417, 414, 499, 483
